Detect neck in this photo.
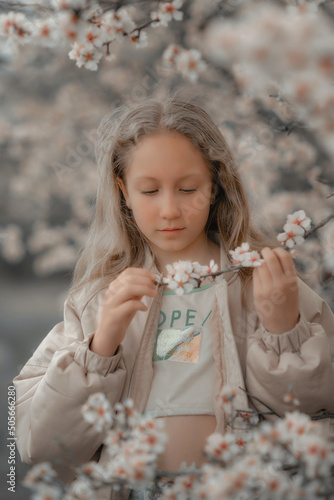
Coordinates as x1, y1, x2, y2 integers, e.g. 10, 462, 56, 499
152, 235, 220, 276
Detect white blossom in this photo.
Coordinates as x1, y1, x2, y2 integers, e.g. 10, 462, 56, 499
30, 484, 62, 500
163, 260, 201, 295
133, 415, 168, 455
68, 41, 103, 70
162, 44, 206, 82
64, 476, 95, 500
105, 7, 136, 41
30, 17, 60, 47
151, 0, 184, 28
75, 462, 106, 488
219, 385, 239, 415
0, 12, 32, 45
175, 48, 206, 83
283, 382, 300, 406
229, 243, 264, 267
106, 441, 156, 489
162, 43, 182, 67
150, 10, 162, 28
77, 24, 104, 48
277, 223, 305, 248
128, 29, 148, 49
51, 0, 89, 10
257, 470, 290, 499
233, 410, 260, 429
201, 259, 218, 278
204, 431, 242, 462
81, 392, 113, 432
295, 434, 334, 479
160, 0, 184, 25
276, 411, 320, 445
286, 209, 311, 230
23, 462, 57, 485
239, 250, 263, 267
55, 10, 81, 42
229, 242, 250, 262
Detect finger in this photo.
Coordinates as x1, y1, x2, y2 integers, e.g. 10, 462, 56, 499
261, 247, 285, 282
131, 267, 158, 280
255, 260, 273, 291
271, 247, 297, 275
271, 247, 298, 287
110, 275, 157, 294
252, 265, 264, 296
120, 267, 157, 283
120, 299, 148, 313
109, 284, 157, 305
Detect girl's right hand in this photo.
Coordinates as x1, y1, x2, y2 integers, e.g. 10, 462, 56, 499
90, 268, 158, 357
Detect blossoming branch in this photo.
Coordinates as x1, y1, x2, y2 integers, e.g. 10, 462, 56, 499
0, 0, 206, 80
156, 210, 334, 295
23, 385, 334, 500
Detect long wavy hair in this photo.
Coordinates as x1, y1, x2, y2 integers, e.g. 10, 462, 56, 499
67, 90, 281, 309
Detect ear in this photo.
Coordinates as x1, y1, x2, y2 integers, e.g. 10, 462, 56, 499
116, 177, 129, 204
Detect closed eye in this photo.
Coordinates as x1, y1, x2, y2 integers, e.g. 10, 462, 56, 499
141, 189, 197, 195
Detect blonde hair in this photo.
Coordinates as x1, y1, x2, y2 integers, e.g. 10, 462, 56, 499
67, 90, 279, 309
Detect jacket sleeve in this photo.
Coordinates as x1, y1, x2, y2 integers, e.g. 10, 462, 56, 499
245, 277, 334, 426
13, 291, 127, 483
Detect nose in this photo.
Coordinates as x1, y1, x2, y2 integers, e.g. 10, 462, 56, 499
159, 192, 181, 219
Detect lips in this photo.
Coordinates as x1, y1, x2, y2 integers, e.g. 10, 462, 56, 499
161, 228, 184, 231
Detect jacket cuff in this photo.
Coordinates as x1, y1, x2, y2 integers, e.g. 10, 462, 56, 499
74, 333, 124, 376
258, 313, 313, 356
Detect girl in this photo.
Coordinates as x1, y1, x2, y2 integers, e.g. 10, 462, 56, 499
14, 92, 334, 500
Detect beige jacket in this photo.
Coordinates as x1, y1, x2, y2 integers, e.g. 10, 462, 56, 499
14, 240, 334, 500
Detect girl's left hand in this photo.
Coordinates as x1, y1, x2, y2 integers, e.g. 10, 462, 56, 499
253, 247, 300, 334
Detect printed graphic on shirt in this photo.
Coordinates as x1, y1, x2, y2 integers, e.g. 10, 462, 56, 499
158, 307, 212, 330
152, 327, 202, 363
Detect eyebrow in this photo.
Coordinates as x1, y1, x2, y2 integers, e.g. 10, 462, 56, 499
134, 174, 201, 182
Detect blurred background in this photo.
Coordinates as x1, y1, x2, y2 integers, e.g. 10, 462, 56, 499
1, 0, 334, 498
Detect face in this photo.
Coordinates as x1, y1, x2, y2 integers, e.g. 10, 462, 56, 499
117, 131, 216, 269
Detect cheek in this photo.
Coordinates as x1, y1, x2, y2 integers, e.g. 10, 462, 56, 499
191, 191, 211, 212
133, 200, 154, 221
181, 192, 211, 218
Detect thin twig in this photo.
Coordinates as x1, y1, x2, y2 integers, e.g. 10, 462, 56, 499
303, 212, 334, 239
238, 386, 281, 417
310, 409, 334, 421
154, 263, 243, 287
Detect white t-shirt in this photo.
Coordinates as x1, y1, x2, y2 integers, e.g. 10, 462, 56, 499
143, 281, 216, 417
